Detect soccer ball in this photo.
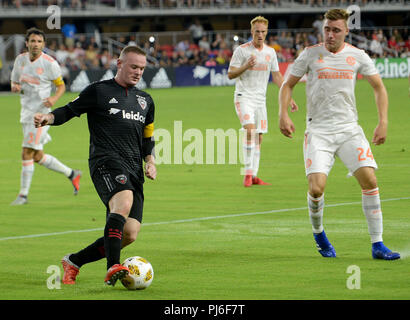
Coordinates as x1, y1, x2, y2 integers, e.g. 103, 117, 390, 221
120, 256, 154, 290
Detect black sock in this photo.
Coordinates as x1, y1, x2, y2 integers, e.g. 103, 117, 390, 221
104, 213, 126, 270
69, 237, 105, 268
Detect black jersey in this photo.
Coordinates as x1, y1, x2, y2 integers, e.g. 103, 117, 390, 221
67, 78, 155, 179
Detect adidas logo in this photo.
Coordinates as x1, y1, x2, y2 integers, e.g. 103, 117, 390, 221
70, 70, 90, 92
150, 68, 172, 88
108, 108, 121, 114
109, 98, 118, 104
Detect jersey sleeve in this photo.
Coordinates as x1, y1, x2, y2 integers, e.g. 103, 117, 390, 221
229, 46, 244, 68
67, 83, 97, 116
290, 48, 309, 77
144, 96, 155, 138
357, 51, 378, 76
10, 55, 22, 83
270, 49, 280, 72
49, 60, 63, 82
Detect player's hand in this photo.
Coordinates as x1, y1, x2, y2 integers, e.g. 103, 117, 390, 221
34, 113, 53, 128
279, 115, 295, 138
290, 99, 299, 113
43, 96, 57, 108
372, 122, 387, 145
145, 161, 157, 180
11, 83, 21, 93
246, 55, 257, 69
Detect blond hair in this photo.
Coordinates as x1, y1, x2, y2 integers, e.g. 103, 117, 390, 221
324, 8, 350, 27
250, 16, 269, 29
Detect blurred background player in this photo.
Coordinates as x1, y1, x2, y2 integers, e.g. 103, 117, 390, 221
279, 8, 400, 260
34, 45, 157, 286
10, 27, 81, 205
228, 16, 298, 187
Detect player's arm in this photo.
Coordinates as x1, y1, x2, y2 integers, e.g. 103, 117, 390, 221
227, 55, 256, 80
11, 81, 21, 93
365, 73, 388, 145
271, 71, 298, 112
278, 74, 301, 138
34, 105, 76, 128
143, 122, 156, 180
43, 77, 66, 108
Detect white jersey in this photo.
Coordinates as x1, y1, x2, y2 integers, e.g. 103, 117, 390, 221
290, 42, 378, 133
11, 52, 63, 123
229, 41, 279, 103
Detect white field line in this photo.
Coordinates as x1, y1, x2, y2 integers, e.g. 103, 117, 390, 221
1, 196, 409, 242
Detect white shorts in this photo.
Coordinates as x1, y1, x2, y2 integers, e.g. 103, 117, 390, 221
234, 94, 267, 133
22, 123, 52, 150
303, 126, 377, 176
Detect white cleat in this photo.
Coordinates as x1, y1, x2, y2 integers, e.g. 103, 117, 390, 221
11, 195, 28, 206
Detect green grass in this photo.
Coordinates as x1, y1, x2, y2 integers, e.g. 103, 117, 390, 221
0, 79, 409, 300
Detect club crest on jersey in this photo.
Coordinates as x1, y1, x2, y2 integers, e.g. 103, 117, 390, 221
115, 174, 127, 185
137, 97, 147, 110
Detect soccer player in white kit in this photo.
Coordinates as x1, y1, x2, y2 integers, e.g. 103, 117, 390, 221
228, 16, 298, 187
279, 9, 399, 260
10, 28, 82, 205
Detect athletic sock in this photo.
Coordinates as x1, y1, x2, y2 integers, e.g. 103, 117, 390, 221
362, 188, 383, 243
38, 154, 72, 177
104, 213, 126, 270
308, 192, 324, 234
242, 141, 255, 176
69, 237, 105, 268
20, 160, 34, 196
252, 144, 261, 178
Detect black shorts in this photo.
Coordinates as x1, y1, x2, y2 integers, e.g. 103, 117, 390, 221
91, 159, 144, 222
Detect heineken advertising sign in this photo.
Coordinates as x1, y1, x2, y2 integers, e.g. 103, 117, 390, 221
374, 58, 410, 79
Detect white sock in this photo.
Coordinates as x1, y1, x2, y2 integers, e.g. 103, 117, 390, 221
242, 142, 255, 176
362, 188, 383, 243
308, 192, 324, 234
20, 160, 34, 196
252, 144, 260, 177
38, 154, 72, 177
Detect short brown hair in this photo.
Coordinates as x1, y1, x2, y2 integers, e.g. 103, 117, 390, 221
25, 27, 45, 42
250, 16, 269, 29
119, 45, 146, 60
324, 8, 350, 25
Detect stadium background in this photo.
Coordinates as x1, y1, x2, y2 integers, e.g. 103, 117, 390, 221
0, 1, 409, 92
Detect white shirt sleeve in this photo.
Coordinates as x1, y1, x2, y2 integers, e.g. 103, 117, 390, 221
10, 55, 22, 83
357, 51, 378, 76
290, 48, 309, 77
229, 46, 244, 69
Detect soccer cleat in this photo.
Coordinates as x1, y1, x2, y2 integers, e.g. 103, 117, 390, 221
372, 242, 400, 260
61, 254, 80, 284
104, 264, 129, 286
243, 174, 253, 187
252, 177, 271, 185
70, 170, 82, 195
313, 231, 336, 257
10, 194, 28, 206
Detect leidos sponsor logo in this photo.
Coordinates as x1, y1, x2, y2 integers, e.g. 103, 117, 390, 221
122, 110, 145, 123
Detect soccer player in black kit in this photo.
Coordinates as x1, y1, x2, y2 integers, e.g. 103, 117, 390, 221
34, 46, 157, 286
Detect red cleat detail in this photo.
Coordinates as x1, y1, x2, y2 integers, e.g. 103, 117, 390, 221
252, 177, 271, 185
70, 170, 82, 195
104, 264, 129, 286
61, 255, 80, 284
243, 174, 253, 187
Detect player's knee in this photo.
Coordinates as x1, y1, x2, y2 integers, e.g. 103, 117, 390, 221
122, 231, 138, 247
309, 186, 324, 198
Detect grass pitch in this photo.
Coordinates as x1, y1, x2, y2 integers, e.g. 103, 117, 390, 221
0, 79, 409, 301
